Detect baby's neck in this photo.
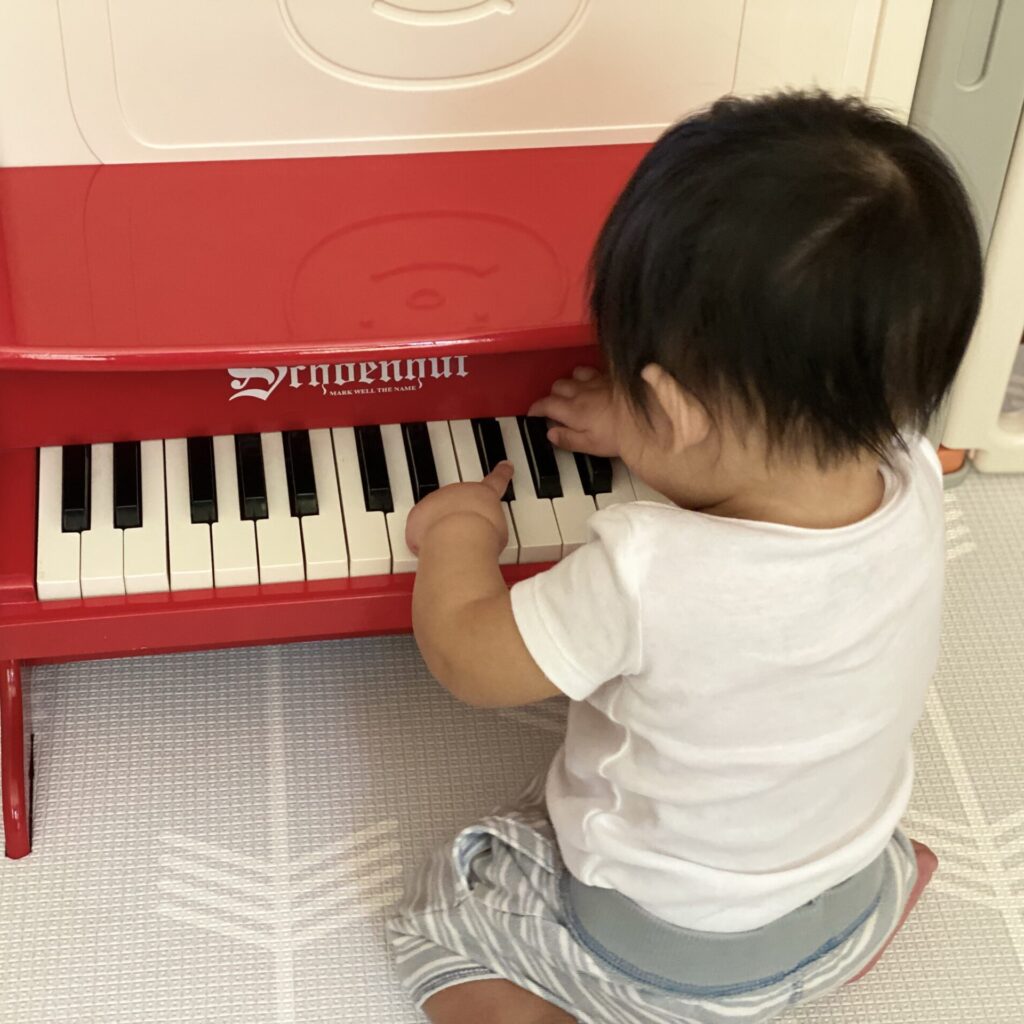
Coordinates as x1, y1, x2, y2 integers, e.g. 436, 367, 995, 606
694, 454, 886, 531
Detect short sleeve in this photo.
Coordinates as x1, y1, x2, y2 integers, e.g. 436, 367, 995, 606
914, 434, 943, 483
509, 507, 643, 701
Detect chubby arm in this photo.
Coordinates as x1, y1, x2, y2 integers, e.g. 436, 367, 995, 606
407, 464, 561, 709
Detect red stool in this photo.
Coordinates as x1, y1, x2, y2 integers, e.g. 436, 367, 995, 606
847, 840, 937, 984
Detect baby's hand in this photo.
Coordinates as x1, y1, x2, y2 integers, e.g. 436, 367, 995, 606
528, 367, 623, 457
406, 462, 513, 557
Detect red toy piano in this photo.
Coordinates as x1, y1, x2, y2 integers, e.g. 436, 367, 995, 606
0, 144, 656, 858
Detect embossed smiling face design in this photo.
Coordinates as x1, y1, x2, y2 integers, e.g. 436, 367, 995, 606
288, 212, 567, 342
280, 0, 589, 88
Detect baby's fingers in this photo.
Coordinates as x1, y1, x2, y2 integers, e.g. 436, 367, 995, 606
482, 460, 514, 497
546, 425, 592, 453
527, 394, 577, 424
550, 378, 580, 398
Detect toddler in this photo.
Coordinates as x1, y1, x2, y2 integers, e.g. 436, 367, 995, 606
386, 90, 982, 1024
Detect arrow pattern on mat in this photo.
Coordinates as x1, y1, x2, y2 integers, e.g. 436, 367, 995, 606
153, 665, 404, 1024
906, 677, 1024, 970
155, 819, 402, 951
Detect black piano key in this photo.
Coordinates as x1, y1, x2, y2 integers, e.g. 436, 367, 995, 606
235, 434, 269, 521
61, 444, 91, 533
354, 425, 393, 514
186, 436, 218, 524
518, 416, 562, 499
401, 422, 440, 504
282, 430, 319, 518
574, 452, 614, 496
471, 418, 514, 502
113, 441, 143, 529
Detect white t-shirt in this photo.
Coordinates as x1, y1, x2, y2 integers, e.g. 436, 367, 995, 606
510, 436, 944, 932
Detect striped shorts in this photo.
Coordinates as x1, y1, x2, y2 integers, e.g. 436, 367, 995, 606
386, 776, 918, 1023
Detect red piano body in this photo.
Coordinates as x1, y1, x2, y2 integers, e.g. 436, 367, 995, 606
0, 143, 647, 857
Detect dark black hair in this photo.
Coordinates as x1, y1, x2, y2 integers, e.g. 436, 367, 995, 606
590, 90, 983, 465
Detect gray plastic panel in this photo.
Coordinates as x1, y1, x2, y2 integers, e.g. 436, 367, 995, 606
910, 0, 1024, 251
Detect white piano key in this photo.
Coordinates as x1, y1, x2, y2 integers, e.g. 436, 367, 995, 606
551, 446, 597, 555
35, 446, 82, 600
380, 423, 417, 574
299, 429, 349, 581
256, 432, 305, 584
596, 458, 639, 510
211, 435, 259, 587
628, 469, 675, 506
165, 439, 214, 591
448, 419, 519, 565
426, 420, 461, 487
79, 443, 125, 597
123, 440, 170, 593
331, 426, 392, 577
496, 417, 563, 563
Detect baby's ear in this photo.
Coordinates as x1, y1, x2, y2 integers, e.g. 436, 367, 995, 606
640, 364, 710, 454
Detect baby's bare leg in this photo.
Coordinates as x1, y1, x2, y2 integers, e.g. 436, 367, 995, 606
424, 978, 575, 1024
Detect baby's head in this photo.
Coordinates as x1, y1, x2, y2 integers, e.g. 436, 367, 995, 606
592, 91, 983, 512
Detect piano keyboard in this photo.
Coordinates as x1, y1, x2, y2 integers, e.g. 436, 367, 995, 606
35, 418, 669, 601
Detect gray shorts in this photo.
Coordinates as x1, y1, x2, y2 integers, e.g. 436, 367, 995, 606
386, 775, 918, 1024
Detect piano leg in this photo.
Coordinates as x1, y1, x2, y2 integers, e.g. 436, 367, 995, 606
2, 660, 30, 859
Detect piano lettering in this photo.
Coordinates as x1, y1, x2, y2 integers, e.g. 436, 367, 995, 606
227, 356, 471, 401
